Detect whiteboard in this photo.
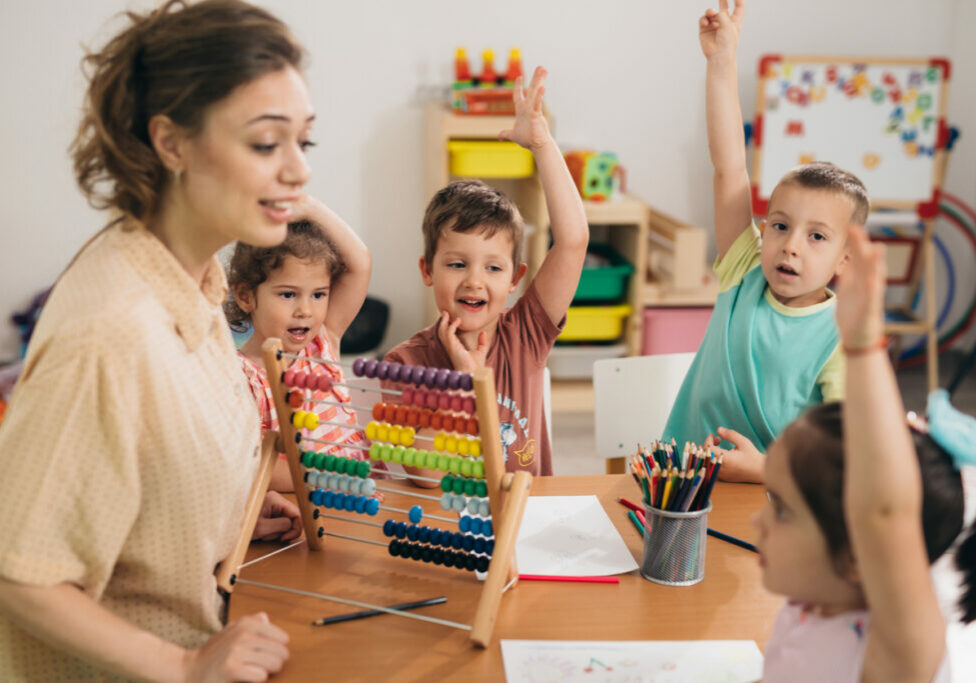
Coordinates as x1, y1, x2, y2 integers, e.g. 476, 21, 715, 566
752, 56, 950, 211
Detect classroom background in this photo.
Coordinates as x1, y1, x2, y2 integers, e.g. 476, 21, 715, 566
1, 0, 974, 400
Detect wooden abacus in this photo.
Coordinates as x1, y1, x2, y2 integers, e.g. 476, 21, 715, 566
216, 337, 532, 647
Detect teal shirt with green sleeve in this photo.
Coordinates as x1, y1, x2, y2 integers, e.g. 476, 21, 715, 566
662, 224, 844, 451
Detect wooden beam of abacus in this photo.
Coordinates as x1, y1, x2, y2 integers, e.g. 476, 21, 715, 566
262, 337, 324, 550
473, 366, 520, 586
470, 469, 532, 647
473, 367, 504, 522
216, 429, 280, 593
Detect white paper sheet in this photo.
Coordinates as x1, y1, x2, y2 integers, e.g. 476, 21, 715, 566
515, 495, 639, 576
501, 640, 763, 682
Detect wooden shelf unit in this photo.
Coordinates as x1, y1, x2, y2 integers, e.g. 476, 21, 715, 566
424, 103, 550, 323
424, 104, 717, 355
581, 197, 718, 356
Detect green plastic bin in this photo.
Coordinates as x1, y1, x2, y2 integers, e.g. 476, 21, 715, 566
572, 243, 635, 302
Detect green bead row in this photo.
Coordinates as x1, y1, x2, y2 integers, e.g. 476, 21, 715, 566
300, 450, 371, 479
368, 443, 485, 478
440, 474, 488, 498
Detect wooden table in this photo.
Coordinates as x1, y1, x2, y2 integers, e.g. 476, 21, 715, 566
229, 475, 781, 681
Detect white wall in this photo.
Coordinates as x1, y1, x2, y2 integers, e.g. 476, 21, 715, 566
1, 0, 972, 361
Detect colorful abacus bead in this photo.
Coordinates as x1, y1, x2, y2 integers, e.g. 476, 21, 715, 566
353, 357, 366, 376
387, 362, 403, 382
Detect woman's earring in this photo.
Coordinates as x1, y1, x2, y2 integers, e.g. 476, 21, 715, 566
174, 169, 182, 183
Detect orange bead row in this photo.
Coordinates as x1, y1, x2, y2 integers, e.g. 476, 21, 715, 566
371, 402, 479, 437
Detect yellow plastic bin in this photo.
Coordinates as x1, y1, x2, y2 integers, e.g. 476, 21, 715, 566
558, 304, 632, 342
448, 140, 535, 178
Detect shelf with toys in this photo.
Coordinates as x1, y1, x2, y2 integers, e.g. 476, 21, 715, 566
552, 190, 718, 368
423, 48, 717, 360
423, 47, 552, 323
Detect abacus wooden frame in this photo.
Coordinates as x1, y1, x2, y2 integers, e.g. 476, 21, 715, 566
216, 337, 532, 647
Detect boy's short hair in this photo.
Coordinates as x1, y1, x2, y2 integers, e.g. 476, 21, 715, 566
422, 180, 524, 271
776, 162, 870, 225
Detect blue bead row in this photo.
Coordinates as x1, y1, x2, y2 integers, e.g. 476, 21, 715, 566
382, 520, 495, 556
388, 539, 490, 572
459, 514, 493, 537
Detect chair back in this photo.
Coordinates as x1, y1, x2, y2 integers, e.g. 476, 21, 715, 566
593, 352, 695, 462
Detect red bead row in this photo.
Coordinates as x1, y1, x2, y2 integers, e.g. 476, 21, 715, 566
371, 402, 479, 436
401, 386, 475, 417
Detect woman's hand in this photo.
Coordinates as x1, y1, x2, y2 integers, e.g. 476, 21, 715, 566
183, 612, 289, 682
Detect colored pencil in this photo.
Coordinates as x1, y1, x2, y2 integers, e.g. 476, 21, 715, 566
618, 497, 643, 514
519, 574, 620, 584
707, 528, 758, 553
312, 596, 447, 626
627, 510, 645, 537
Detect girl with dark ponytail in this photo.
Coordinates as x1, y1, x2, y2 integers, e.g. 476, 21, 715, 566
754, 225, 975, 682
0, 1, 318, 679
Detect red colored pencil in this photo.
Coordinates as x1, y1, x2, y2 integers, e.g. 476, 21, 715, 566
618, 497, 643, 514
518, 574, 619, 584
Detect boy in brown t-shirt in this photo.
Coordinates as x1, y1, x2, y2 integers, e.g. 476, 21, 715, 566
384, 67, 588, 476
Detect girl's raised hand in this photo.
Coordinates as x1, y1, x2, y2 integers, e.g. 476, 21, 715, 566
699, 0, 745, 61
834, 225, 886, 351
498, 66, 551, 152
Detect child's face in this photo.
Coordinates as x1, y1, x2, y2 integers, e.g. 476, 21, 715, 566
751, 439, 864, 613
176, 67, 314, 250
420, 227, 526, 335
237, 255, 331, 354
760, 185, 853, 307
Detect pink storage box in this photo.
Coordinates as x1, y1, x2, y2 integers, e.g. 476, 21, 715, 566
641, 307, 713, 355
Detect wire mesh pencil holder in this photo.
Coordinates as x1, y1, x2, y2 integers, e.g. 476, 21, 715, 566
640, 501, 712, 586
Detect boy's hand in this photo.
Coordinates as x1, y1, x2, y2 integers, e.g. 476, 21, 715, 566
437, 311, 488, 373
835, 225, 887, 351
498, 66, 552, 152
709, 426, 764, 483
253, 491, 302, 542
699, 0, 745, 61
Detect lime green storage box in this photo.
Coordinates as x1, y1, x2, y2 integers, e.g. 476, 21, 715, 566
573, 244, 635, 302
447, 140, 535, 178
559, 304, 632, 342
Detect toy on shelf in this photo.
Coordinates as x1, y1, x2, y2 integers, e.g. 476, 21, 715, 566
451, 47, 523, 115
217, 338, 532, 647
564, 150, 626, 202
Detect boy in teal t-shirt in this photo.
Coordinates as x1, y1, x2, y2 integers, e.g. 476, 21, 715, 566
663, 0, 869, 483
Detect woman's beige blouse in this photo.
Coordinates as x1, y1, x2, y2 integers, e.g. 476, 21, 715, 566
0, 222, 261, 679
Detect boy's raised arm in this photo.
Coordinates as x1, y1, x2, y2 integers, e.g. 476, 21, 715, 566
701, 0, 752, 259
499, 67, 588, 326
294, 194, 372, 348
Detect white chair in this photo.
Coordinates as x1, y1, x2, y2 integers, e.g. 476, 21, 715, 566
593, 353, 696, 474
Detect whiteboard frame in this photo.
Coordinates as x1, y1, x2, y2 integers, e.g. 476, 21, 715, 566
751, 55, 951, 218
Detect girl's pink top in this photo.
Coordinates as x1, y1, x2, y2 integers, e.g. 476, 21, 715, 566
239, 329, 372, 463
763, 601, 950, 682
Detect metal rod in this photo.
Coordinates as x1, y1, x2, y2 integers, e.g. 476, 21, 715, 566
381, 504, 458, 524
314, 512, 383, 528
375, 486, 443, 502
236, 539, 305, 570
323, 530, 388, 547
303, 436, 369, 451
233, 578, 473, 631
